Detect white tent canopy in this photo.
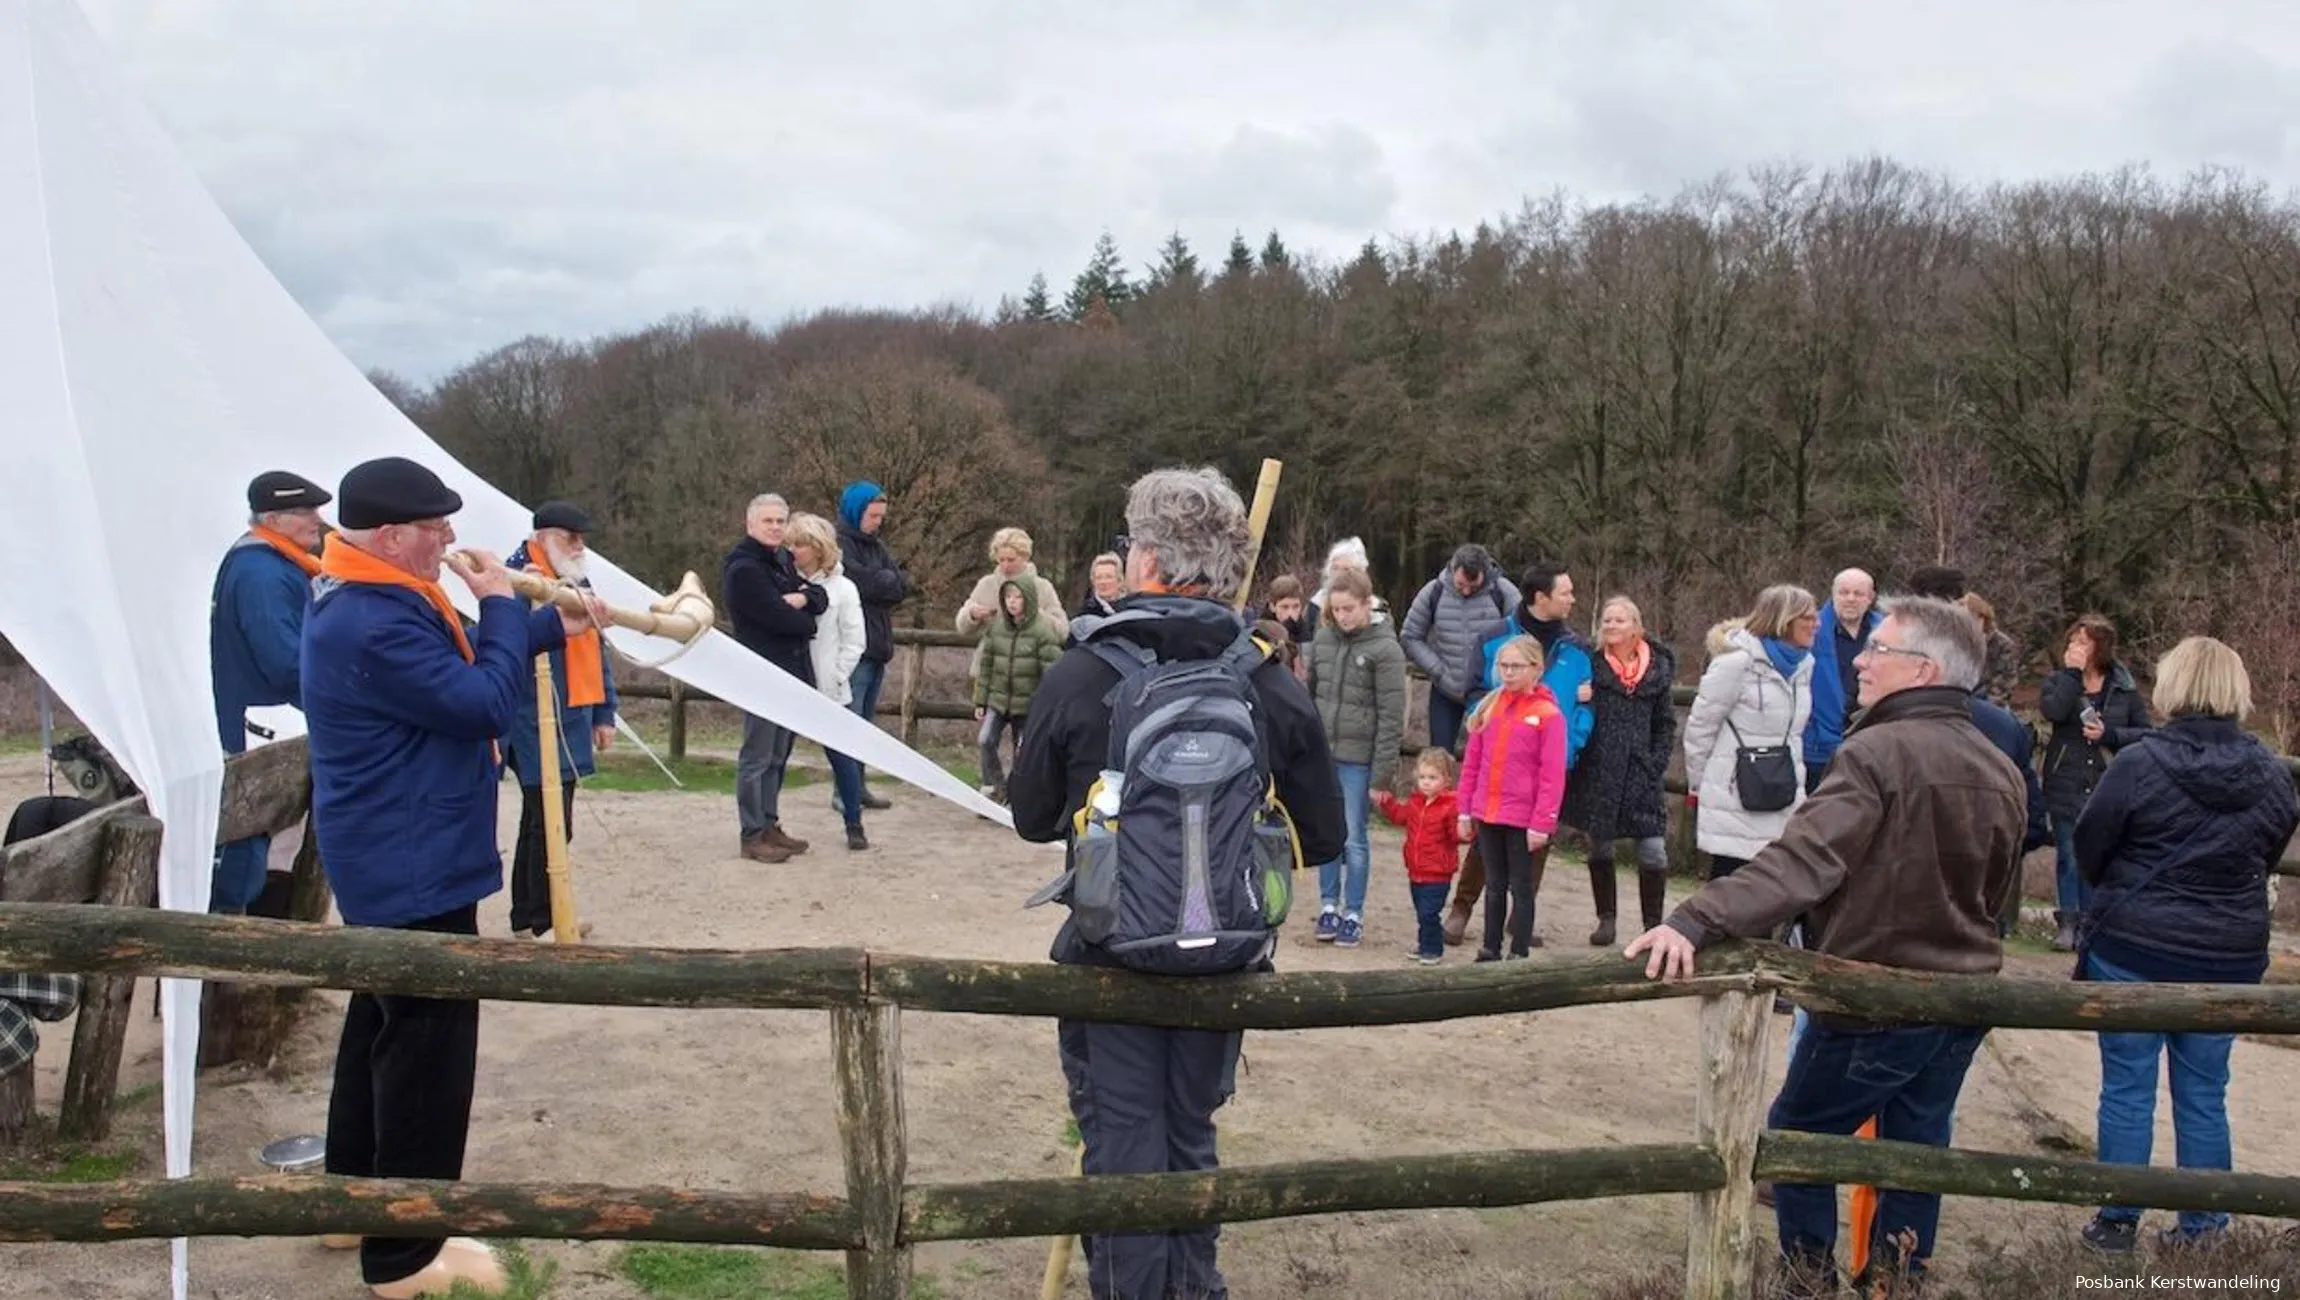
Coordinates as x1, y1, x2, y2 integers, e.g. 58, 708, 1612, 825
0, 2, 1006, 1292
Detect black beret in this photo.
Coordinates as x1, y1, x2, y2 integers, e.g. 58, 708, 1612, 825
246, 470, 332, 514
336, 457, 463, 529
532, 500, 594, 535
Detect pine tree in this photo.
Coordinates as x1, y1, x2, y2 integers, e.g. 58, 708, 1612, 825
1064, 232, 1133, 321
1145, 231, 1202, 294
1020, 272, 1054, 323
1222, 231, 1255, 280
1259, 229, 1291, 271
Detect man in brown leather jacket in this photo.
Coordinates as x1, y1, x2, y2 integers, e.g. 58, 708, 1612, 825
1625, 596, 2024, 1295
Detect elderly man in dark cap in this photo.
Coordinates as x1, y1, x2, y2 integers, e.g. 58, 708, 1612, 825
500, 501, 616, 940
208, 469, 330, 915
303, 457, 603, 1299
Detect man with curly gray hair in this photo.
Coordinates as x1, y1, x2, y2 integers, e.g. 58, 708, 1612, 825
1008, 466, 1345, 1300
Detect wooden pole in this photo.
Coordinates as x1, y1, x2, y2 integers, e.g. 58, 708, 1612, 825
898, 611, 926, 749
1684, 989, 1775, 1300
1233, 458, 1284, 613
534, 655, 581, 945
57, 816, 162, 1140
667, 679, 689, 763
1038, 1146, 1084, 1300
0, 1065, 30, 1155
833, 1004, 910, 1300
1755, 1130, 2300, 1217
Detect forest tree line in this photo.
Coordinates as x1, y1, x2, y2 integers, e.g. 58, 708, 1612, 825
377, 158, 2300, 746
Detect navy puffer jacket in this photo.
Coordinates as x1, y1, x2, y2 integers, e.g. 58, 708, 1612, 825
2074, 715, 2300, 979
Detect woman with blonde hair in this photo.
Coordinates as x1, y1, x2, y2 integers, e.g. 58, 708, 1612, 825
1560, 596, 1678, 942
1683, 584, 1818, 877
956, 526, 1069, 640
1456, 635, 1570, 958
2072, 637, 2299, 1252
786, 513, 871, 850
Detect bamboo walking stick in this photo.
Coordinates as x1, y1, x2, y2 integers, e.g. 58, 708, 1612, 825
1233, 458, 1284, 613
533, 654, 582, 945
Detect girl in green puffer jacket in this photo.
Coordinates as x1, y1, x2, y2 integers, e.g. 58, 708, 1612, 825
1304, 569, 1408, 947
971, 579, 1064, 802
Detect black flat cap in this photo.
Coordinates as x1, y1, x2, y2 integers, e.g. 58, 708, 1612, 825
336, 457, 463, 529
532, 500, 594, 534
246, 470, 332, 514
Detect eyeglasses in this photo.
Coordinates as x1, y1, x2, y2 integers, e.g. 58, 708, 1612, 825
400, 519, 453, 537
1860, 638, 1932, 662
1495, 661, 1536, 675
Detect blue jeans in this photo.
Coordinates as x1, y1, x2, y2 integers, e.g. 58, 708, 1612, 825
1409, 882, 1449, 958
210, 834, 270, 914
2087, 952, 2236, 1236
1428, 692, 1467, 755
1317, 762, 1372, 916
833, 658, 889, 820
1768, 1021, 1989, 1280
2053, 813, 2090, 914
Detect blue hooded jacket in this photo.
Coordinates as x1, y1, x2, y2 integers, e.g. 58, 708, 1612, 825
304, 580, 564, 928
836, 480, 910, 664
1463, 606, 1595, 768
1803, 602, 1881, 771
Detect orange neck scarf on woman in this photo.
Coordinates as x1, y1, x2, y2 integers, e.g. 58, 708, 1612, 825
1605, 638, 1651, 692
526, 540, 604, 707
318, 533, 472, 663
250, 525, 322, 576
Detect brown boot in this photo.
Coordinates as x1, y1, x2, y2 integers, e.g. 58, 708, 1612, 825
764, 824, 810, 855
741, 835, 791, 864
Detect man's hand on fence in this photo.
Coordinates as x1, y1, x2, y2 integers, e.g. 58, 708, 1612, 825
1623, 923, 1697, 981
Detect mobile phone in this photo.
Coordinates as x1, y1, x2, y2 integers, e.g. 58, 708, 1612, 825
2080, 705, 2103, 729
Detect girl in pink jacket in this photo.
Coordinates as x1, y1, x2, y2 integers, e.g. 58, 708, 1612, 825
1457, 634, 1570, 959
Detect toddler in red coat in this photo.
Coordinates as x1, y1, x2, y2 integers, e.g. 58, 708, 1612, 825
1374, 748, 1470, 964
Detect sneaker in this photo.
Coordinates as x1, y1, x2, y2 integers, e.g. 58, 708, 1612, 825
1314, 911, 1341, 943
2081, 1215, 2138, 1254
845, 825, 870, 851
1336, 916, 1363, 948
1416, 952, 1442, 966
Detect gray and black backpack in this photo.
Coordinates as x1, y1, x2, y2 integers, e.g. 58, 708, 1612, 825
1028, 611, 1301, 975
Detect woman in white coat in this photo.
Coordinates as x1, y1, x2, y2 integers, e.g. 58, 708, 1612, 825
788, 513, 871, 851
1683, 584, 1820, 877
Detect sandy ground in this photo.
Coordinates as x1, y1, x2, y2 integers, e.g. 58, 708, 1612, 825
3, 750, 2299, 1300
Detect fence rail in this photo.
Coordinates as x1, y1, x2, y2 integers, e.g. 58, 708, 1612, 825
5, 902, 2300, 1300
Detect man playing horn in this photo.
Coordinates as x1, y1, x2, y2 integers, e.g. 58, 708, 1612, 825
303, 457, 604, 1299
208, 469, 330, 916
500, 501, 616, 940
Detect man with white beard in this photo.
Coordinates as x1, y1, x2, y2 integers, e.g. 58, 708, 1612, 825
500, 501, 618, 939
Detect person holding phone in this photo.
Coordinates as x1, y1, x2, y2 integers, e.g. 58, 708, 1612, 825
2040, 614, 2152, 950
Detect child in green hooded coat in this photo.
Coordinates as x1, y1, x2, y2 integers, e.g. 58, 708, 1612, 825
971, 578, 1064, 802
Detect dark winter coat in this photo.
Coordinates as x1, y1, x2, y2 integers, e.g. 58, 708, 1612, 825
2075, 715, 2300, 981
2039, 664, 2152, 821
1561, 639, 1679, 844
970, 580, 1064, 717
722, 537, 827, 686
837, 482, 910, 664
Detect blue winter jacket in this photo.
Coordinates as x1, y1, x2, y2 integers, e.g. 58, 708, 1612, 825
1803, 603, 1881, 772
1967, 691, 2051, 853
209, 537, 312, 754
304, 580, 564, 928
2075, 714, 2300, 981
499, 541, 619, 786
1464, 610, 1595, 768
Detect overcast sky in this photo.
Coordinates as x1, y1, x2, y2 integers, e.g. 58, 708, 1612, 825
73, 0, 2300, 381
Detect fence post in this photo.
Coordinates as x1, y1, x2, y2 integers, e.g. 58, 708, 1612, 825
898, 633, 926, 751
667, 679, 688, 763
1684, 988, 1775, 1300
57, 815, 164, 1140
834, 1003, 910, 1300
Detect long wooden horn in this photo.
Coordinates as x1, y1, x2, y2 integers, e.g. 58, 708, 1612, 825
458, 556, 716, 648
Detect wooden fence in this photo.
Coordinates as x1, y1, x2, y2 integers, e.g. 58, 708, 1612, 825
3, 904, 2300, 1298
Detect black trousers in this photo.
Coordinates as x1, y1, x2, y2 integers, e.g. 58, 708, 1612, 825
326, 905, 482, 1285
1477, 823, 1549, 957
509, 781, 577, 937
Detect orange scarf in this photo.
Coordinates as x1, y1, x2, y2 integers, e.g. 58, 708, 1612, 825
250, 525, 322, 576
318, 534, 473, 663
1605, 639, 1651, 692
526, 540, 605, 707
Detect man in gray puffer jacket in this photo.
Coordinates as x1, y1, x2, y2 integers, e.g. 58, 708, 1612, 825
1400, 544, 1519, 753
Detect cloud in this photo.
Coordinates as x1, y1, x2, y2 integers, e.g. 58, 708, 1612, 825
54, 0, 2300, 379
